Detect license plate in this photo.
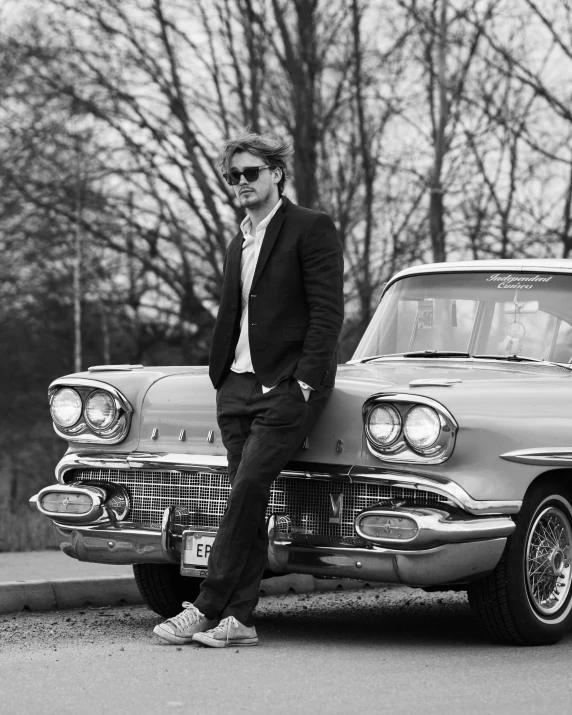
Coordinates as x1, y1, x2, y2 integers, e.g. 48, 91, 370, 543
180, 531, 215, 577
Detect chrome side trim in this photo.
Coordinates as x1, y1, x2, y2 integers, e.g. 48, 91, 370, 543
53, 451, 522, 516
49, 377, 133, 445
501, 448, 572, 466
362, 393, 458, 465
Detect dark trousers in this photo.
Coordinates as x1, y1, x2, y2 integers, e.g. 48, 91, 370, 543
193, 371, 331, 626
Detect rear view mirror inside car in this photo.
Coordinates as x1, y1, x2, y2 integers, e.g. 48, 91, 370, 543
504, 300, 539, 315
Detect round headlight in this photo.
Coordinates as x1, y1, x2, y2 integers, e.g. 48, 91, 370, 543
404, 405, 441, 450
368, 404, 402, 446
85, 390, 117, 430
51, 388, 82, 428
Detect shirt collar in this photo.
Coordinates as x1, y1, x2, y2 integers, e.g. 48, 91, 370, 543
240, 198, 283, 238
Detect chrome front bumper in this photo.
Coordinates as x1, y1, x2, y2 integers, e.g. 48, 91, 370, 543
33, 451, 520, 587
267, 537, 507, 585
46, 508, 512, 587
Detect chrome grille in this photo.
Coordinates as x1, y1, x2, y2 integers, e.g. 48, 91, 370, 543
73, 468, 447, 539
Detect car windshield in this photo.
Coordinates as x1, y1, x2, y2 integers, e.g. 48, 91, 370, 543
352, 271, 572, 364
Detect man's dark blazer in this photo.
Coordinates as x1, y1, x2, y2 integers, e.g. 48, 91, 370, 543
209, 196, 344, 391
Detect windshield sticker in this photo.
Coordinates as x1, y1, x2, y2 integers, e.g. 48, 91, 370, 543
417, 298, 434, 329
486, 274, 553, 290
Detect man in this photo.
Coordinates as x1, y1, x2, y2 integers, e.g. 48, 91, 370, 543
154, 130, 344, 647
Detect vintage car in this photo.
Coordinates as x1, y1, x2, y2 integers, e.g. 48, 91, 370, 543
31, 259, 572, 645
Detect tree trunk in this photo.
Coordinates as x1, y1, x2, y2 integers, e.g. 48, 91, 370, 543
429, 0, 448, 263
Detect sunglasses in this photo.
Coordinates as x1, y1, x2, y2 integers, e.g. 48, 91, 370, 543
223, 165, 272, 185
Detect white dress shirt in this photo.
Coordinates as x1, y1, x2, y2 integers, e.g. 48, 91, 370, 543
231, 199, 283, 382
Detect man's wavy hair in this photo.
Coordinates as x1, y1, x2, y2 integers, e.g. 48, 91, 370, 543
219, 130, 293, 195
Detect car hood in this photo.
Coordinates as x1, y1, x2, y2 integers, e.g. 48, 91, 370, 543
131, 356, 571, 455
63, 359, 572, 503
337, 357, 572, 392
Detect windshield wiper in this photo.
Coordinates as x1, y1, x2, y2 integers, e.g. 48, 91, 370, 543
355, 353, 406, 363
356, 350, 471, 363
357, 350, 472, 363
473, 354, 572, 370
403, 350, 472, 358
472, 354, 545, 363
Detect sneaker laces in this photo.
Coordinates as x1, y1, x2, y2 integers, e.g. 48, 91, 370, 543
167, 602, 203, 630
207, 616, 240, 644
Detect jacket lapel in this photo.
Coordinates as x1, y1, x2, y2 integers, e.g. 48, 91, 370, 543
251, 198, 289, 289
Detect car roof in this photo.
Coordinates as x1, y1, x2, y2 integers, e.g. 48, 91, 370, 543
391, 259, 572, 282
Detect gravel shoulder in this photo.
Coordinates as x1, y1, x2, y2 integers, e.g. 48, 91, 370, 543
1, 585, 466, 654
2, 586, 571, 715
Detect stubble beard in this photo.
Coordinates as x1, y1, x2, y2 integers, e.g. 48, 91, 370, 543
238, 189, 258, 208
238, 184, 274, 213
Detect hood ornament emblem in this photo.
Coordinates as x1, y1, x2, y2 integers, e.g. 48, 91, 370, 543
329, 493, 343, 524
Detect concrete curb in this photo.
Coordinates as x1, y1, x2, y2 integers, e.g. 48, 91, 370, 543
0, 573, 390, 615
0, 576, 143, 615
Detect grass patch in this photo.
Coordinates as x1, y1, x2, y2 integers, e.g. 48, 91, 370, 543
0, 501, 58, 552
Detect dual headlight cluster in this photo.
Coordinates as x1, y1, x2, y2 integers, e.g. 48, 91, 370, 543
363, 395, 457, 463
49, 380, 132, 444
52, 388, 116, 431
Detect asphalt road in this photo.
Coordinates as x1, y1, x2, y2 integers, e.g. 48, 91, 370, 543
1, 586, 569, 715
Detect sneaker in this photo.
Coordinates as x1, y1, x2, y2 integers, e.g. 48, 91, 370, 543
192, 616, 258, 648
153, 602, 217, 644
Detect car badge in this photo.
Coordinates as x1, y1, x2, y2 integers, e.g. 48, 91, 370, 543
329, 493, 343, 524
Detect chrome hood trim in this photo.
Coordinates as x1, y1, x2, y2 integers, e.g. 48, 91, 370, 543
55, 452, 522, 516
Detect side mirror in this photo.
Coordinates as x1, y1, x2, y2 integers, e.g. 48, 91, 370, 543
504, 300, 539, 315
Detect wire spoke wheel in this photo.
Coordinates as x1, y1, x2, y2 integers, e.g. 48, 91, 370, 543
525, 507, 572, 616
468, 483, 572, 645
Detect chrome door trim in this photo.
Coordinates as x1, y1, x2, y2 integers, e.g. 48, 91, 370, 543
501, 448, 572, 466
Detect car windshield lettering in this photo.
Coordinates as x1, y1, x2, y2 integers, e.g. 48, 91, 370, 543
352, 272, 572, 365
